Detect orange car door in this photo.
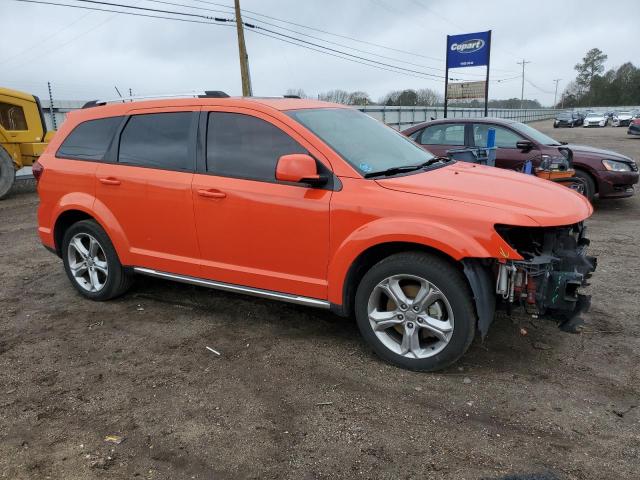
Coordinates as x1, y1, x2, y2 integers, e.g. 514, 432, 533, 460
95, 109, 201, 277
192, 109, 332, 299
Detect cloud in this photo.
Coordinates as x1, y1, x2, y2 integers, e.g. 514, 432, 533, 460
0, 0, 635, 105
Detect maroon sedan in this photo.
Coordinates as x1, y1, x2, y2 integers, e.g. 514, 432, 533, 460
402, 118, 639, 200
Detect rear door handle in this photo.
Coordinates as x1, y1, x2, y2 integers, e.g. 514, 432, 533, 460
99, 177, 121, 186
197, 189, 226, 199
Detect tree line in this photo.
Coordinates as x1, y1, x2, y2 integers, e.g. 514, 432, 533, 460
559, 48, 640, 108
285, 87, 541, 108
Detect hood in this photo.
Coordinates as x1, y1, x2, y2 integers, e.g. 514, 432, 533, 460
584, 116, 605, 121
376, 162, 593, 227
615, 113, 633, 119
564, 144, 633, 162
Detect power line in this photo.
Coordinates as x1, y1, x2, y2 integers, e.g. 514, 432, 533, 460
188, 0, 448, 63
141, 0, 459, 75
10, 0, 521, 86
13, 0, 451, 81
245, 24, 446, 80
248, 30, 443, 83
12, 0, 234, 24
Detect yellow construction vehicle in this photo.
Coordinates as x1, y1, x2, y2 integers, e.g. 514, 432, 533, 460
0, 87, 55, 199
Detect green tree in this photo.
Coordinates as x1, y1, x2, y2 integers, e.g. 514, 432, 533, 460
575, 48, 608, 94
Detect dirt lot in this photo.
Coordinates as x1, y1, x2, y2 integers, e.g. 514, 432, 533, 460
1, 121, 639, 480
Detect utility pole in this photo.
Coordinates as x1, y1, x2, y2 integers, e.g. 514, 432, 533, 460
517, 59, 531, 109
553, 79, 561, 108
47, 81, 56, 130
234, 0, 252, 96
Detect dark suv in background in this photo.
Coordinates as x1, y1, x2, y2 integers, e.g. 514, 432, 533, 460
402, 118, 638, 201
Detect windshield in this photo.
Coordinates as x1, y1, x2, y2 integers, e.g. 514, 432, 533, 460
510, 121, 561, 146
586, 113, 601, 118
618, 112, 631, 116
557, 113, 572, 119
287, 108, 436, 176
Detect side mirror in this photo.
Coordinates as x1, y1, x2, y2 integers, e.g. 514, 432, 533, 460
516, 140, 534, 152
276, 154, 327, 186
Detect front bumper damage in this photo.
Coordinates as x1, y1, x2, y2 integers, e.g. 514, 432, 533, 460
494, 222, 597, 331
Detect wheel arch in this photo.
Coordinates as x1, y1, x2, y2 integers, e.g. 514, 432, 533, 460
331, 241, 466, 318
52, 201, 131, 263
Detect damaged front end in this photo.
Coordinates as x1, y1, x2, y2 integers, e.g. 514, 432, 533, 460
494, 222, 597, 331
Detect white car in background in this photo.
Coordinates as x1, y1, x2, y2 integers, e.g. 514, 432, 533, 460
583, 112, 608, 127
612, 111, 633, 127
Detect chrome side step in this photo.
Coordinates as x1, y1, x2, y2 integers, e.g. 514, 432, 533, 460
133, 267, 330, 309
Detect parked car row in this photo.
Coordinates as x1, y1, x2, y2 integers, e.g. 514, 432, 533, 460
554, 110, 640, 129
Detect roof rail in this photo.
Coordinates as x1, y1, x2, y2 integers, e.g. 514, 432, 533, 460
82, 90, 230, 108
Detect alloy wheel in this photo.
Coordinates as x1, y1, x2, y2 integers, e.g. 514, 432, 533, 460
367, 274, 454, 359
67, 233, 109, 292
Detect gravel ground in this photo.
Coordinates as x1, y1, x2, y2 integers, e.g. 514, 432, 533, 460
0, 121, 638, 480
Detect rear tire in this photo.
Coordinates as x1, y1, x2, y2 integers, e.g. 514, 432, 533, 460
354, 252, 476, 372
574, 169, 596, 202
62, 220, 133, 300
0, 147, 16, 200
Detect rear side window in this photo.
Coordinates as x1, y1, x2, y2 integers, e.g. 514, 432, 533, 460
118, 112, 194, 171
419, 124, 465, 146
57, 116, 122, 160
206, 112, 306, 182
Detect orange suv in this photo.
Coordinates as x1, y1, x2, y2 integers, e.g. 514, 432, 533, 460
35, 94, 596, 371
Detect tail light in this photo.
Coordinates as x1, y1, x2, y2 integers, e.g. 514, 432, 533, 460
632, 118, 640, 125
32, 160, 44, 182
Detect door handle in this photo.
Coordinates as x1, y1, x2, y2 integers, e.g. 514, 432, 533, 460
99, 177, 121, 186
197, 189, 226, 199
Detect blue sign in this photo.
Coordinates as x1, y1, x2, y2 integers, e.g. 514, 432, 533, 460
447, 31, 491, 68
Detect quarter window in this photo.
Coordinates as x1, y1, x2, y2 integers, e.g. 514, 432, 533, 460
119, 112, 194, 171
57, 116, 122, 161
206, 112, 306, 182
473, 124, 523, 148
419, 124, 465, 146
0, 102, 28, 131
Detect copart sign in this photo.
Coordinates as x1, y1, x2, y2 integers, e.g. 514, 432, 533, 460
447, 31, 491, 68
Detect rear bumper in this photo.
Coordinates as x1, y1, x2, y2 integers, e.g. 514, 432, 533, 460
597, 170, 639, 199
628, 125, 640, 136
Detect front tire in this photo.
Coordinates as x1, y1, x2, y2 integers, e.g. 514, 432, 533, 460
574, 169, 596, 202
354, 252, 476, 371
0, 147, 16, 200
62, 220, 133, 300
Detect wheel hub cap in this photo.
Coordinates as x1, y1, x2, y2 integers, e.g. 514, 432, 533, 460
367, 274, 454, 359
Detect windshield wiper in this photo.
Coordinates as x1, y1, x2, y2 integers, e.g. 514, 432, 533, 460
363, 157, 448, 178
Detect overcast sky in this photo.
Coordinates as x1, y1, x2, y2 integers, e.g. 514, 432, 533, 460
1, 0, 636, 106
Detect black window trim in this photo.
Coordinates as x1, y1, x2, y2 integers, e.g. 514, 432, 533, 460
55, 116, 126, 163
196, 110, 340, 191
113, 111, 199, 173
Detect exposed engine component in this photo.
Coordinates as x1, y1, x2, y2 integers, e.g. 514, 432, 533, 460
495, 222, 597, 328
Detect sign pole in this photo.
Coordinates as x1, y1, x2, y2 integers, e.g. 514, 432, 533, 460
483, 30, 491, 117
444, 35, 450, 119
